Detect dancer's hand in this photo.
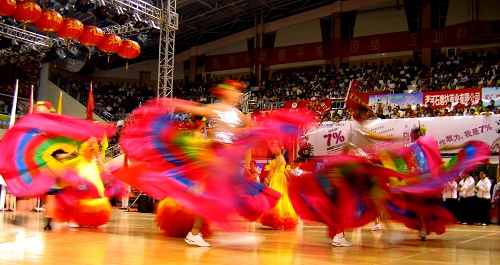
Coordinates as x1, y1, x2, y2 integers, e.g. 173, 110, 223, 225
103, 168, 112, 174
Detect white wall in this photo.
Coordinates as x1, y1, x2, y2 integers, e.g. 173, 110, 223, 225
354, 3, 408, 37
446, 0, 470, 26
269, 60, 326, 70
476, 0, 500, 21
38, 63, 105, 122
174, 62, 185, 80
91, 59, 159, 81
274, 19, 322, 47
205, 39, 248, 56
349, 51, 413, 61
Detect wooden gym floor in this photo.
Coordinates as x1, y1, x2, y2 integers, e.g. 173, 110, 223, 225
0, 210, 499, 265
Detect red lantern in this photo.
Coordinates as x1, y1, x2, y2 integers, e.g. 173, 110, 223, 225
78, 26, 104, 47
97, 34, 123, 54
97, 34, 122, 63
117, 40, 141, 70
56, 18, 84, 40
12, 1, 42, 29
0, 0, 17, 17
35, 9, 63, 33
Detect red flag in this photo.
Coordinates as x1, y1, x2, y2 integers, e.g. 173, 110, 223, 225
86, 82, 94, 120
344, 80, 369, 111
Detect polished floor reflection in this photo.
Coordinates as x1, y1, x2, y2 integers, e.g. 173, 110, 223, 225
0, 210, 499, 265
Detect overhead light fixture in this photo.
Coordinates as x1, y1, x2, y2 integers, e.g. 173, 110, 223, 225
0, 17, 17, 26
85, 46, 98, 56
148, 19, 160, 35
132, 13, 147, 29
56, 0, 69, 5
69, 46, 82, 57
9, 57, 17, 64
93, 0, 109, 23
113, 6, 130, 25
11, 40, 22, 52
55, 48, 67, 60
136, 33, 150, 45
60, 6, 70, 16
74, 0, 90, 13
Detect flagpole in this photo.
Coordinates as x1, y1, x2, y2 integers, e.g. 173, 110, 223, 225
9, 80, 19, 129
57, 91, 63, 114
345, 80, 353, 104
28, 85, 34, 114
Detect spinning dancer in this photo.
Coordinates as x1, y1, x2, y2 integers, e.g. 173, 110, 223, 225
118, 80, 307, 247
155, 115, 212, 246
288, 104, 490, 246
0, 112, 120, 229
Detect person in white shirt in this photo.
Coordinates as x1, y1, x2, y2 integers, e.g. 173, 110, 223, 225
458, 172, 475, 224
475, 170, 491, 225
442, 178, 459, 220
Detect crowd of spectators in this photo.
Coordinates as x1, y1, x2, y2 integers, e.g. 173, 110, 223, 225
45, 49, 500, 123
249, 49, 500, 105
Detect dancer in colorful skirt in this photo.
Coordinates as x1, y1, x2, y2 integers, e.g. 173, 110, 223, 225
0, 111, 122, 229
288, 104, 490, 246
117, 80, 309, 246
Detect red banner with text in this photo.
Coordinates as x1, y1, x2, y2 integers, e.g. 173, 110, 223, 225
204, 20, 500, 71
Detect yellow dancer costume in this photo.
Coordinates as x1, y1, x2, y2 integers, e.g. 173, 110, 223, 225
61, 139, 111, 227
260, 159, 299, 230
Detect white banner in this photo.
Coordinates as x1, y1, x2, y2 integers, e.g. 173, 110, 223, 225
302, 115, 500, 156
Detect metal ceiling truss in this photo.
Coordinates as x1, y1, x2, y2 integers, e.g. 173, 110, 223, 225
157, 0, 178, 100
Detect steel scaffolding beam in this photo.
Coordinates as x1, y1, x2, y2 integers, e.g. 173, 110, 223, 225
157, 0, 178, 99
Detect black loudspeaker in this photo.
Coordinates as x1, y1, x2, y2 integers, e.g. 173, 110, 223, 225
137, 196, 153, 213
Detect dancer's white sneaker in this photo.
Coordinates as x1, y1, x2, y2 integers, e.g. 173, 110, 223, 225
419, 229, 427, 241
185, 232, 211, 247
332, 233, 352, 247
372, 224, 381, 231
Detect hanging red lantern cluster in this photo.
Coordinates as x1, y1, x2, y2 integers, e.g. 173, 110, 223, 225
0, 0, 17, 17
117, 40, 141, 69
35, 9, 64, 33
12, 1, 42, 30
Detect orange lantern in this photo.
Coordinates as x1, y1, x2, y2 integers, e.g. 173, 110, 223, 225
0, 0, 17, 17
35, 9, 64, 33
117, 40, 141, 69
12, 1, 42, 30
56, 18, 84, 40
78, 26, 104, 46
97, 34, 122, 62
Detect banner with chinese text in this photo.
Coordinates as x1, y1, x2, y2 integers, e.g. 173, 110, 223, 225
302, 116, 499, 156
204, 20, 499, 70
423, 89, 481, 108
284, 99, 332, 116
